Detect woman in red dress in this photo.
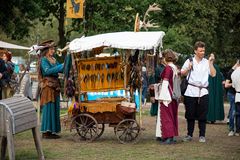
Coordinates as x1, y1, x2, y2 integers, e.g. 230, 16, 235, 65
156, 49, 179, 144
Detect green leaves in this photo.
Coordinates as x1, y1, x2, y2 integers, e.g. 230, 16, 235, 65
0, 0, 239, 67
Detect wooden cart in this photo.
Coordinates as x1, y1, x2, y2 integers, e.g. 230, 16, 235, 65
66, 32, 165, 144
68, 54, 141, 144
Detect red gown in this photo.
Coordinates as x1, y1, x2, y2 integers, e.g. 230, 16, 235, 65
159, 65, 178, 139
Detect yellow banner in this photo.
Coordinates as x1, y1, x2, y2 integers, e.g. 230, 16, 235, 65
66, 0, 84, 18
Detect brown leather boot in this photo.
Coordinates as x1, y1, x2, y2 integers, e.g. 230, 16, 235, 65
42, 132, 51, 139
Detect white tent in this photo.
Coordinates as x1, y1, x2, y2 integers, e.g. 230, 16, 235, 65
0, 40, 30, 50
69, 31, 165, 53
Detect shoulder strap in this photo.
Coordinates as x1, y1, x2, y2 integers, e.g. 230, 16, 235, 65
187, 57, 193, 80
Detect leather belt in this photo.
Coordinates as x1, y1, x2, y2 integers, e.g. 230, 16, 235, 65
188, 83, 208, 104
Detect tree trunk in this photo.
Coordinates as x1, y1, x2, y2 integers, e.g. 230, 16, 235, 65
58, 0, 66, 48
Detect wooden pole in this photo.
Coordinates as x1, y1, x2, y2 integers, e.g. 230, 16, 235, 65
139, 87, 142, 128
124, 50, 129, 98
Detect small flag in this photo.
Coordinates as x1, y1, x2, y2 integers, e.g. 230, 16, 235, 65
66, 0, 84, 18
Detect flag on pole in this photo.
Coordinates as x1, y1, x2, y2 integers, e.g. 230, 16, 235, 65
66, 0, 84, 18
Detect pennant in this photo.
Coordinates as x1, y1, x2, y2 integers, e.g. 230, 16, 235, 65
66, 0, 84, 18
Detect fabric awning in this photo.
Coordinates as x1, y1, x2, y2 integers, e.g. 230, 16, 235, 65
0, 40, 30, 50
69, 31, 165, 53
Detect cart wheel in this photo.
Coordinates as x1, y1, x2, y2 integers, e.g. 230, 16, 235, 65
114, 119, 141, 144
96, 124, 105, 139
70, 114, 99, 142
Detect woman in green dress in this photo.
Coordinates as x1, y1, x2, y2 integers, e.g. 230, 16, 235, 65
38, 40, 64, 139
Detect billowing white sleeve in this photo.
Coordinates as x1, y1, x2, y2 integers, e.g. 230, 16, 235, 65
159, 80, 172, 106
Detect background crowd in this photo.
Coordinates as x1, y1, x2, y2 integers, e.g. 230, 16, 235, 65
143, 41, 240, 144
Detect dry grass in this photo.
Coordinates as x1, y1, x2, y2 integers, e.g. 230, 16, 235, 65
4, 103, 240, 160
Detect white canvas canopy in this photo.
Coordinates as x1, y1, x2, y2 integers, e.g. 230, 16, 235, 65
69, 31, 165, 53
0, 40, 30, 50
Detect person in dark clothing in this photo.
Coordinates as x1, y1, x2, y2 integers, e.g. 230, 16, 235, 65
1, 51, 15, 98
141, 66, 148, 105
0, 56, 8, 100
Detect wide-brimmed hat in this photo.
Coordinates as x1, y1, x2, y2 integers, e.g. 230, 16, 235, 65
39, 40, 56, 48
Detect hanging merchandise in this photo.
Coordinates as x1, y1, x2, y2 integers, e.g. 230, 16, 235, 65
128, 50, 141, 91
66, 78, 76, 98
77, 56, 126, 92
146, 52, 155, 77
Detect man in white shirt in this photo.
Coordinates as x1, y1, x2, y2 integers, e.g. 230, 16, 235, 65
181, 41, 216, 143
231, 61, 240, 135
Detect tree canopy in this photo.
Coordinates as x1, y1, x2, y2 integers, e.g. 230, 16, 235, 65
0, 0, 239, 67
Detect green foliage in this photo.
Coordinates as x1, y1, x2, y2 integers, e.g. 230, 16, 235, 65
0, 0, 240, 68
0, 0, 42, 40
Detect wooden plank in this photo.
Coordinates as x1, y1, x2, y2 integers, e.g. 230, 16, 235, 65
15, 121, 37, 133
4, 102, 31, 111
0, 97, 26, 104
14, 113, 37, 125
9, 101, 33, 109
9, 103, 33, 112
15, 114, 37, 127
13, 108, 36, 116
11, 106, 35, 114
2, 98, 29, 105
11, 108, 34, 116
14, 110, 37, 119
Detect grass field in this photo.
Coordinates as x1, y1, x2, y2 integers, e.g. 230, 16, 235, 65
2, 103, 240, 160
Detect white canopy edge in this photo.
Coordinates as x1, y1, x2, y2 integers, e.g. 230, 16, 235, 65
0, 40, 30, 50
69, 31, 165, 53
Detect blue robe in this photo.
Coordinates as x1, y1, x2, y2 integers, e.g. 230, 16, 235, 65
40, 57, 63, 133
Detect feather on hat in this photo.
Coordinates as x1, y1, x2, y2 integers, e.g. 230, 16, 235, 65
39, 40, 56, 48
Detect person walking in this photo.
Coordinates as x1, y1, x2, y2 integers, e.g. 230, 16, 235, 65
38, 40, 64, 139
231, 60, 240, 136
181, 41, 216, 143
225, 60, 239, 136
